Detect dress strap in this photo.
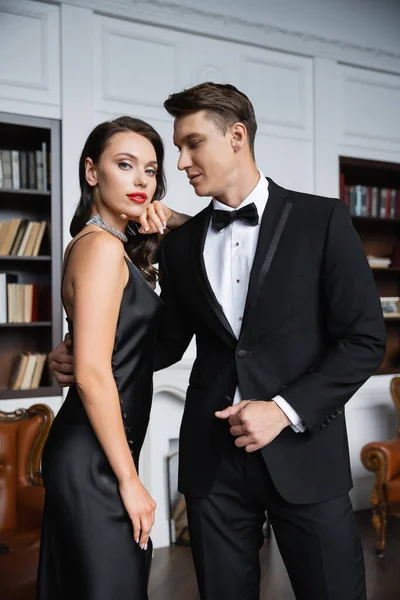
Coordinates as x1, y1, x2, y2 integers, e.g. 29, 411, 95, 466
61, 231, 96, 316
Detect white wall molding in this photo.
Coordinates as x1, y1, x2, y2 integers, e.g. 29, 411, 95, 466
240, 49, 313, 139
339, 66, 400, 152
47, 0, 400, 74
0, 7, 48, 91
0, 0, 60, 114
98, 23, 178, 108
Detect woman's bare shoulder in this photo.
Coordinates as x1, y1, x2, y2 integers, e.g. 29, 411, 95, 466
64, 229, 125, 264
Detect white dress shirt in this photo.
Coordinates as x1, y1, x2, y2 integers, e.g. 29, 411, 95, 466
203, 171, 305, 433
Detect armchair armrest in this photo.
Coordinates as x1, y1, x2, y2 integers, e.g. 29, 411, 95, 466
17, 485, 45, 529
361, 438, 400, 483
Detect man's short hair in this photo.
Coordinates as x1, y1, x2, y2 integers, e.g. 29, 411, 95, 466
164, 82, 257, 159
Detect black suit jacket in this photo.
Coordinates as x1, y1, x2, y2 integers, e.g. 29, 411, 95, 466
155, 178, 386, 503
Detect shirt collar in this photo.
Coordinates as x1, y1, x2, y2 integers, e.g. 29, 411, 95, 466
212, 171, 268, 218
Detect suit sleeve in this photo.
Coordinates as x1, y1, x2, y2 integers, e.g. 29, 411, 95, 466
154, 240, 195, 371
282, 200, 386, 433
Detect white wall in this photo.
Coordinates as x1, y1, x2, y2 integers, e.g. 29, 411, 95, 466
178, 0, 400, 57
1, 0, 400, 546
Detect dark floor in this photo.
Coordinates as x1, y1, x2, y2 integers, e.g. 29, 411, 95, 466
148, 510, 400, 600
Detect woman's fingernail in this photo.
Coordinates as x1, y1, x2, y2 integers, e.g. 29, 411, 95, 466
135, 538, 139, 544
163, 221, 167, 228
159, 228, 164, 235
144, 226, 149, 232
144, 543, 148, 551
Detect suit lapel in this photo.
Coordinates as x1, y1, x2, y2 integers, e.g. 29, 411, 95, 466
191, 203, 237, 340
242, 178, 292, 328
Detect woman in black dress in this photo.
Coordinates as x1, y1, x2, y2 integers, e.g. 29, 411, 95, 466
37, 117, 184, 599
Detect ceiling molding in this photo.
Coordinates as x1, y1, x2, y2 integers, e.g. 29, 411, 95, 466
57, 0, 400, 74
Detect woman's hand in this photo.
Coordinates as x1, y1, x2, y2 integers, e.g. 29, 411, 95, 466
137, 201, 171, 235
137, 201, 191, 235
119, 478, 156, 550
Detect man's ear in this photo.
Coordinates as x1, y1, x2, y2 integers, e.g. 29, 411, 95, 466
231, 122, 247, 152
85, 157, 97, 187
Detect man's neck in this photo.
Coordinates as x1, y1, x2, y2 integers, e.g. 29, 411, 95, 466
214, 164, 260, 209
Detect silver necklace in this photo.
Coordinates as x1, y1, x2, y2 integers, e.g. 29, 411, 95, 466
86, 213, 128, 243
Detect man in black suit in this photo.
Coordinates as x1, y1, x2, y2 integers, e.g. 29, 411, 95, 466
50, 83, 385, 599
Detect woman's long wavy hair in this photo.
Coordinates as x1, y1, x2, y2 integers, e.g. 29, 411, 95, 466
70, 116, 166, 287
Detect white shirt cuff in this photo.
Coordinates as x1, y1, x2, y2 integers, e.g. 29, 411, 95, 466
273, 395, 306, 433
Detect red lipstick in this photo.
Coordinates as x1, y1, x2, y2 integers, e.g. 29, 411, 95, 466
127, 193, 148, 204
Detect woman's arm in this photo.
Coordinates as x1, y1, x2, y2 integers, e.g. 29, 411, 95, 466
69, 233, 155, 548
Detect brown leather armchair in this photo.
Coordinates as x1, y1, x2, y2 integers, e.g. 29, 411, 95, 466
0, 403, 53, 600
361, 377, 400, 557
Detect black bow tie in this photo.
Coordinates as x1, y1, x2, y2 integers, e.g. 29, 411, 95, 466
212, 202, 259, 232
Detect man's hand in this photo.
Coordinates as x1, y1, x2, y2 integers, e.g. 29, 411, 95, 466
48, 333, 75, 387
215, 400, 291, 452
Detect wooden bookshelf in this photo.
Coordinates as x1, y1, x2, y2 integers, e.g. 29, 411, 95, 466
340, 156, 400, 375
0, 113, 62, 399
0, 256, 52, 262
0, 322, 52, 328
0, 188, 51, 196
0, 387, 60, 401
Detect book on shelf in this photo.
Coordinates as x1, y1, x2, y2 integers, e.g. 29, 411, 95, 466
24, 222, 40, 257
20, 354, 38, 390
19, 150, 28, 189
0, 144, 49, 191
10, 219, 28, 255
0, 218, 21, 255
31, 284, 40, 321
1, 150, 12, 189
11, 150, 19, 189
380, 297, 400, 318
7, 281, 17, 323
342, 184, 400, 219
16, 284, 24, 323
28, 150, 36, 189
0, 272, 17, 323
31, 353, 48, 388
10, 354, 29, 390
36, 149, 44, 191
1, 274, 50, 323
32, 221, 47, 256
0, 218, 48, 257
0, 221, 8, 249
16, 221, 34, 256
9, 352, 48, 390
42, 142, 48, 191
367, 255, 392, 268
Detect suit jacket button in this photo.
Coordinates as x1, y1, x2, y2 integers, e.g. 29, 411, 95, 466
237, 349, 247, 358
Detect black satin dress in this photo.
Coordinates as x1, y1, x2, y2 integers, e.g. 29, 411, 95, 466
37, 233, 163, 600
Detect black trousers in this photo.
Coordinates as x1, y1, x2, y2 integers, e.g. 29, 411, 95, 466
185, 443, 366, 600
